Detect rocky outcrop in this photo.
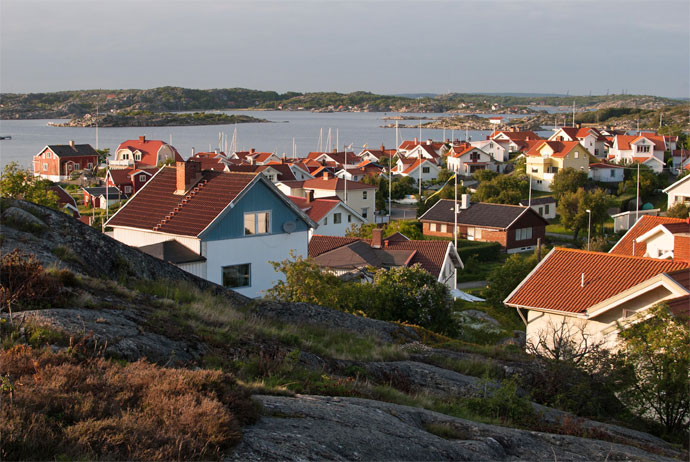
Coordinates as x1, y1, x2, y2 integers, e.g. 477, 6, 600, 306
48, 112, 268, 128
230, 395, 681, 461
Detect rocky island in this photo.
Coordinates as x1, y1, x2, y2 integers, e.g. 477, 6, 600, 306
48, 110, 268, 127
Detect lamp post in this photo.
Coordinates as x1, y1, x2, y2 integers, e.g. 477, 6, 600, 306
586, 209, 592, 251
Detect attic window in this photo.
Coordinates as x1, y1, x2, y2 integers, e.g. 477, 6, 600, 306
244, 211, 270, 235
135, 153, 142, 161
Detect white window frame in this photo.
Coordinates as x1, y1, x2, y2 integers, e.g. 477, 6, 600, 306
222, 263, 251, 288
363, 191, 368, 200
244, 211, 271, 236
43, 163, 48, 171
333, 212, 342, 224
361, 208, 368, 219
516, 227, 533, 241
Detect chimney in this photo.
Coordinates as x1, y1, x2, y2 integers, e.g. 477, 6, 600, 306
175, 159, 202, 195
69, 140, 75, 148
380, 144, 385, 152
139, 135, 146, 142
372, 228, 383, 249
306, 190, 314, 203
576, 122, 582, 129
426, 139, 432, 145
250, 148, 255, 154
323, 171, 330, 180
414, 137, 418, 143
333, 148, 338, 153
515, 127, 520, 132
191, 147, 195, 156
460, 193, 471, 210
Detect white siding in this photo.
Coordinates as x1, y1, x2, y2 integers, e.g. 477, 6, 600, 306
111, 227, 202, 254
178, 261, 207, 279
205, 230, 309, 298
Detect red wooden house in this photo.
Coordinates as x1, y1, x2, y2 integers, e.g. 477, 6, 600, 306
106, 167, 158, 195
33, 141, 99, 181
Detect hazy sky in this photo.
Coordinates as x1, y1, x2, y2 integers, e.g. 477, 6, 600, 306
1, 0, 689, 97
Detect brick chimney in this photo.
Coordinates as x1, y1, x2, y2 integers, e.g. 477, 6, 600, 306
69, 140, 75, 148
139, 135, 146, 142
250, 148, 255, 154
323, 171, 330, 180
372, 228, 383, 249
414, 137, 418, 144
175, 159, 202, 194
380, 144, 385, 152
306, 190, 314, 203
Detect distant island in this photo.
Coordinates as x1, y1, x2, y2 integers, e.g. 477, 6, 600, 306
48, 111, 268, 127
0, 86, 684, 120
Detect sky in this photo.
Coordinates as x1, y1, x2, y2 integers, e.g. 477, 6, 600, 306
1, 0, 689, 98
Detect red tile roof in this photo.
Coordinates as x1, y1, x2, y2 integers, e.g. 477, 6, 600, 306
288, 196, 340, 222
525, 140, 582, 158
116, 138, 182, 167
490, 130, 542, 142
610, 215, 689, 256
107, 167, 257, 237
505, 248, 689, 313
589, 162, 624, 169
281, 177, 376, 191
614, 134, 666, 152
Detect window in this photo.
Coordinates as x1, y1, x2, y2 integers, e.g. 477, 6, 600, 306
363, 191, 368, 199
87, 163, 93, 170
516, 227, 533, 241
43, 163, 48, 171
333, 213, 342, 224
538, 207, 543, 216
244, 211, 270, 235
348, 214, 352, 223
124, 185, 132, 194
595, 149, 599, 155
361, 208, 368, 219
430, 223, 437, 232
610, 169, 615, 178
574, 152, 579, 159
74, 163, 80, 170
531, 167, 538, 173
323, 217, 327, 225
222, 264, 250, 288
139, 175, 147, 182
441, 224, 447, 233
46, 152, 51, 158
637, 145, 650, 153
122, 153, 129, 160
422, 167, 430, 173
544, 204, 550, 215
135, 152, 142, 161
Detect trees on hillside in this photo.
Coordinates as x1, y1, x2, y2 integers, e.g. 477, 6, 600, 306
472, 174, 529, 204
483, 252, 539, 307
550, 168, 588, 201
0, 162, 59, 209
557, 188, 611, 240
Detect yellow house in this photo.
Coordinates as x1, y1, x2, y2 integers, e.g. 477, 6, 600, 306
525, 140, 592, 192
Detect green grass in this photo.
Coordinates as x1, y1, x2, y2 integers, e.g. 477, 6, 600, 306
545, 222, 574, 236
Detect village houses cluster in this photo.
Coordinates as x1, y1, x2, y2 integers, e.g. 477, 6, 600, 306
31, 123, 690, 351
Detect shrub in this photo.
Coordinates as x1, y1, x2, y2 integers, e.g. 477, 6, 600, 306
0, 250, 63, 318
456, 241, 502, 262
0, 346, 258, 460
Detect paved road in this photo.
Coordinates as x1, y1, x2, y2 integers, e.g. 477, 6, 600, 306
455, 280, 488, 289
545, 232, 575, 240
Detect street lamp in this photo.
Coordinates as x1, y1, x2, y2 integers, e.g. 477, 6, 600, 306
586, 209, 592, 251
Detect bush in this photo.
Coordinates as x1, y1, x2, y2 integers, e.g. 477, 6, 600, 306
0, 346, 258, 461
456, 241, 502, 262
0, 250, 63, 317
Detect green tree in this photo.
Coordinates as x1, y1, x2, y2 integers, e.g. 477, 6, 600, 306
472, 169, 498, 183
618, 165, 658, 199
95, 148, 110, 165
550, 167, 589, 201
0, 162, 59, 209
617, 304, 690, 436
386, 220, 423, 240
665, 202, 689, 219
483, 252, 538, 307
472, 174, 528, 204
557, 188, 611, 241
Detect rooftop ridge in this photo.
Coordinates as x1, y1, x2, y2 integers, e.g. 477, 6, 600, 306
555, 246, 690, 264
152, 177, 209, 232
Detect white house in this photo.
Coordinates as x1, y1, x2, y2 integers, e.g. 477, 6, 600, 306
519, 197, 557, 220
391, 157, 441, 183
608, 134, 666, 173
446, 144, 499, 175
106, 160, 317, 298
588, 163, 625, 183
610, 209, 660, 233
549, 126, 608, 158
469, 139, 510, 163
663, 174, 690, 209
288, 194, 367, 238
112, 136, 183, 168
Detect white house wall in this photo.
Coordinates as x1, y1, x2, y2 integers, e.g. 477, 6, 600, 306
204, 230, 309, 298
112, 227, 202, 254
313, 204, 365, 237
666, 179, 690, 208
178, 261, 207, 280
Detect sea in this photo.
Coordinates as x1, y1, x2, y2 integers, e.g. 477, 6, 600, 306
0, 110, 556, 169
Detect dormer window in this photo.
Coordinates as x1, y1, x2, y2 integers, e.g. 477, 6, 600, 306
134, 152, 142, 161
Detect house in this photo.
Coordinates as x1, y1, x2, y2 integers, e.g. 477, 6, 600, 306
607, 134, 666, 173
391, 157, 441, 183
105, 160, 317, 298
588, 163, 625, 183
334, 168, 367, 182
358, 145, 396, 163
489, 129, 543, 154
111, 136, 183, 168
33, 141, 99, 181
82, 187, 125, 209
610, 209, 660, 233
276, 172, 377, 223
288, 193, 367, 237
519, 197, 557, 220
469, 139, 509, 163
419, 195, 548, 253
308, 229, 463, 290
549, 126, 608, 158
231, 149, 282, 166
49, 185, 80, 218
632, 220, 690, 260
306, 151, 361, 169
106, 167, 158, 195
446, 144, 499, 175
504, 248, 689, 351
525, 140, 592, 192
610, 215, 689, 257
671, 149, 690, 173
663, 174, 690, 209
398, 138, 447, 160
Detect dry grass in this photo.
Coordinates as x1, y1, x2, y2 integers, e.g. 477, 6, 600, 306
0, 345, 258, 461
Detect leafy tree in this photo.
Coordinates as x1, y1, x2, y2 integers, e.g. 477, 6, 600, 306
436, 168, 454, 184
617, 304, 690, 436
472, 174, 528, 204
346, 223, 378, 238
95, 148, 110, 165
0, 162, 59, 209
472, 169, 498, 183
557, 188, 611, 241
483, 252, 538, 307
386, 220, 423, 240
550, 167, 588, 201
618, 164, 658, 199
665, 202, 689, 219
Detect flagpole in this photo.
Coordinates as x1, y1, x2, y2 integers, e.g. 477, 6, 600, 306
454, 169, 458, 292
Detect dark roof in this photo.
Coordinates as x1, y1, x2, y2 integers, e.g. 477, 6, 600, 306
106, 167, 257, 237
139, 240, 206, 264
49, 185, 77, 208
519, 197, 556, 206
420, 199, 543, 229
46, 144, 98, 157
83, 187, 123, 197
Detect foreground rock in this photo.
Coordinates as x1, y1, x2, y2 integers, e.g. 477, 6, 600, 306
230, 395, 681, 461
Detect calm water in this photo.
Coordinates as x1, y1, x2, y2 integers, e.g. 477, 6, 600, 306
0, 111, 552, 168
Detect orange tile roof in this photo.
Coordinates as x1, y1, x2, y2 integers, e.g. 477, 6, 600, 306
505, 248, 689, 313
116, 138, 182, 167
614, 134, 666, 152
288, 196, 340, 222
610, 215, 688, 256
525, 140, 582, 158
490, 130, 542, 142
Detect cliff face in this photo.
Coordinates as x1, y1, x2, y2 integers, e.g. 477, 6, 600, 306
0, 198, 684, 461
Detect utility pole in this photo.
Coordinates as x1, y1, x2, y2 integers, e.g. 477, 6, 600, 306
454, 169, 458, 292
586, 209, 592, 251
636, 162, 640, 223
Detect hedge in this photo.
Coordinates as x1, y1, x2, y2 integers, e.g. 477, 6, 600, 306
456, 241, 502, 261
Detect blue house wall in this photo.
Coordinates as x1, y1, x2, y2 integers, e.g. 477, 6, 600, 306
202, 179, 309, 242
